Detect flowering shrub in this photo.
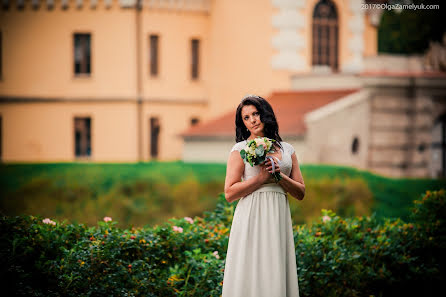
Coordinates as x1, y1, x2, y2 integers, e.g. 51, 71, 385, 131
0, 189, 444, 297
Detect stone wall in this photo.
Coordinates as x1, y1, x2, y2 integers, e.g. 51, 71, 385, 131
303, 90, 371, 169
363, 75, 446, 178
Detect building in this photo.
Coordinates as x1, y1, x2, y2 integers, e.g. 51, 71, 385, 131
1, 0, 445, 177
1, 0, 212, 162
182, 53, 446, 178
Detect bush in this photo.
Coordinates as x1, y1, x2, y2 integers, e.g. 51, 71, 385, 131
1, 190, 445, 296
289, 177, 373, 225
0, 209, 230, 297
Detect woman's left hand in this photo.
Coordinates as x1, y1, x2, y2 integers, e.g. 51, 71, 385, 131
264, 157, 281, 174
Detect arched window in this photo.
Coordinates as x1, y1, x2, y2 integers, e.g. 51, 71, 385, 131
312, 0, 339, 72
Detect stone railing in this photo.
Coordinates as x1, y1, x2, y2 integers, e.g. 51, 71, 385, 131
363, 54, 426, 73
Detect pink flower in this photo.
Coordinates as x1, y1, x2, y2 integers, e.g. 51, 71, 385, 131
184, 217, 194, 224
172, 226, 183, 233
103, 216, 112, 222
255, 138, 267, 150
213, 251, 220, 259
322, 215, 331, 223
42, 218, 56, 225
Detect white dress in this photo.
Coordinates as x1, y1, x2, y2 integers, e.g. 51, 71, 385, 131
222, 140, 300, 297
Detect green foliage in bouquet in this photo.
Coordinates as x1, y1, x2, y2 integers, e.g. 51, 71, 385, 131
240, 137, 281, 182
240, 137, 276, 167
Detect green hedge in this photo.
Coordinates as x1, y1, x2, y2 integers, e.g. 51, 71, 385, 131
1, 189, 445, 296
0, 162, 227, 228
2, 163, 444, 228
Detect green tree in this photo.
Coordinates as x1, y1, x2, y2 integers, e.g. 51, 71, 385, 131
378, 0, 446, 54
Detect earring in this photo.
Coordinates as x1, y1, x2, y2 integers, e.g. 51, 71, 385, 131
246, 128, 249, 132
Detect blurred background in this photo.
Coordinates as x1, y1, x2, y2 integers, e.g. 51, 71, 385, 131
0, 0, 445, 227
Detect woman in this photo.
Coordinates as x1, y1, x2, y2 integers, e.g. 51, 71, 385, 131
222, 95, 305, 297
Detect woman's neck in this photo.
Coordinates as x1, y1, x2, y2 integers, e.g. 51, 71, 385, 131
248, 133, 264, 140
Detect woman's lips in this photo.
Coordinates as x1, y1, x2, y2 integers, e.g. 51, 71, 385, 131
252, 125, 259, 129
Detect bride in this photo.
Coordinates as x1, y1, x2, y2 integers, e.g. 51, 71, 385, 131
222, 95, 305, 297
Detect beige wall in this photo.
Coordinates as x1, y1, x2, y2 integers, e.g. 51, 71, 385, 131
287, 138, 307, 164
0, 2, 137, 98
142, 101, 207, 160
364, 13, 378, 57
0, 100, 206, 162
183, 138, 235, 163
0, 0, 377, 162
0, 101, 138, 162
0, 2, 210, 161
142, 10, 209, 101
206, 0, 293, 119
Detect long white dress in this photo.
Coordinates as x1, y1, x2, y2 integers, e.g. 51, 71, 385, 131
222, 140, 300, 297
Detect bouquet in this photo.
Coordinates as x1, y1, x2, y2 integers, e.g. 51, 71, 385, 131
240, 137, 282, 183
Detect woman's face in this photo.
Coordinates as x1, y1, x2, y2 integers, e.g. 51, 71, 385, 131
241, 105, 265, 138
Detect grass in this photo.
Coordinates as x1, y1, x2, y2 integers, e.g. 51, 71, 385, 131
0, 162, 444, 226
302, 164, 446, 221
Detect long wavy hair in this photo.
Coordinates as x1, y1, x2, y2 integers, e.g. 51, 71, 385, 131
235, 95, 282, 149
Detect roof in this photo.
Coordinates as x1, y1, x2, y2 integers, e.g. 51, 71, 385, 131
180, 88, 360, 139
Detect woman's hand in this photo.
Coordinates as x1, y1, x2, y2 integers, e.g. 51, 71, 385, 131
277, 153, 305, 200
258, 158, 281, 184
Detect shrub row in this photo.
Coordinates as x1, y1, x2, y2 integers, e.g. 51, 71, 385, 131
3, 163, 445, 228
1, 189, 445, 296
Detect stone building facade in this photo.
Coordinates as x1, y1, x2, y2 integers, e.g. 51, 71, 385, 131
2, 0, 445, 178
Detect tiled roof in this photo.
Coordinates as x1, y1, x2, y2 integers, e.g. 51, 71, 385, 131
180, 88, 360, 138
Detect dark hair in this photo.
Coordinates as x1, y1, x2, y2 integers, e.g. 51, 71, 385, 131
235, 95, 282, 148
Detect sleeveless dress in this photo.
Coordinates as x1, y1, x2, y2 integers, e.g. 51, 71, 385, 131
222, 140, 300, 297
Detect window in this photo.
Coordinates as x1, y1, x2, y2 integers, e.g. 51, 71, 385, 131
150, 117, 160, 159
0, 31, 2, 79
74, 117, 91, 157
190, 117, 199, 126
191, 39, 199, 80
149, 34, 159, 76
74, 33, 91, 75
312, 0, 339, 72
351, 136, 359, 154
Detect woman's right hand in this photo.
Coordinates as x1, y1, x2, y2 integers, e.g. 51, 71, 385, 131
257, 159, 275, 184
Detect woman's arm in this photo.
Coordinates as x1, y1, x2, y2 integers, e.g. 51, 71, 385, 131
277, 152, 305, 200
224, 151, 271, 203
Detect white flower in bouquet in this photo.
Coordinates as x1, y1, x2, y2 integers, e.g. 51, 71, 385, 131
240, 137, 282, 182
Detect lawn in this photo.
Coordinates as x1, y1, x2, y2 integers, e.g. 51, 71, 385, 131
0, 162, 444, 226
